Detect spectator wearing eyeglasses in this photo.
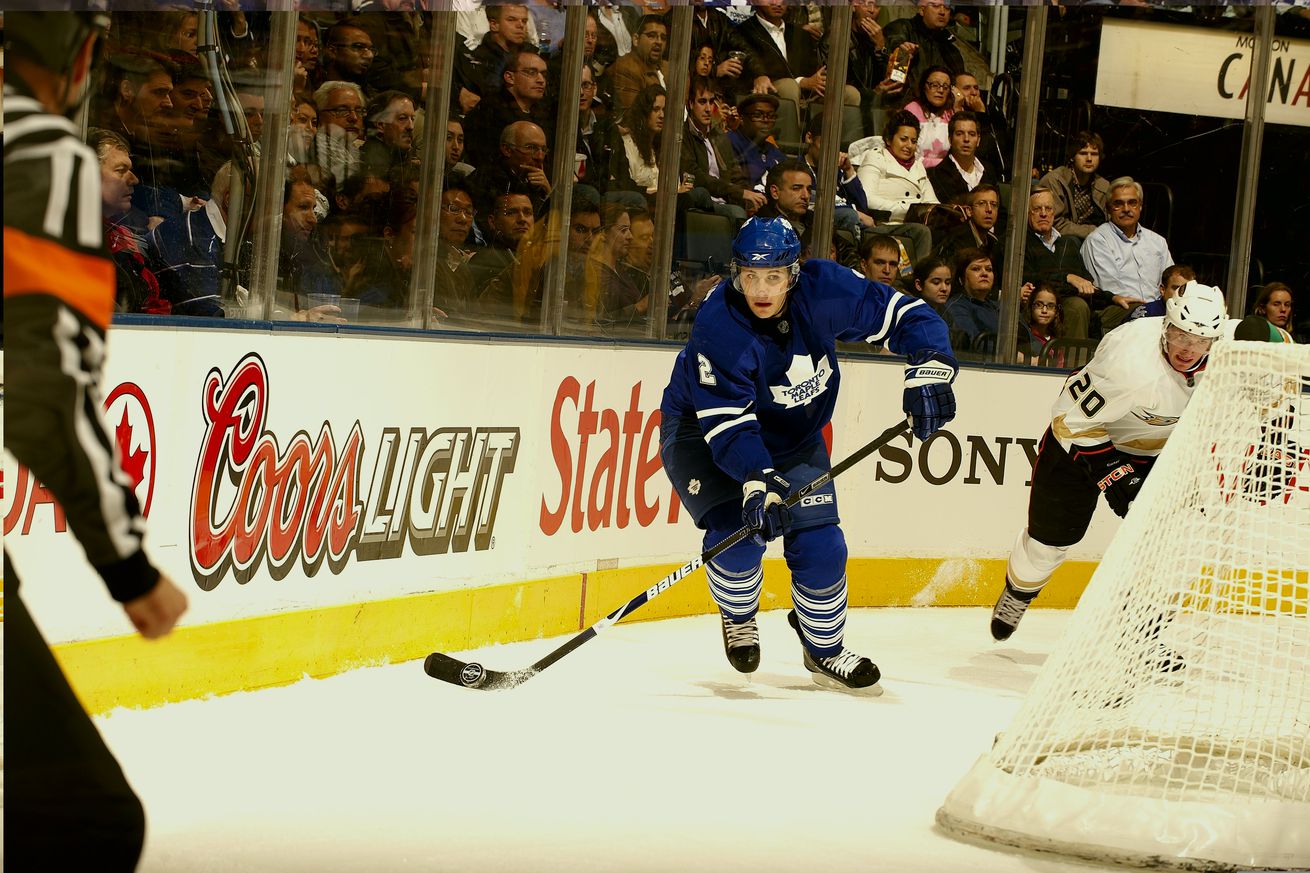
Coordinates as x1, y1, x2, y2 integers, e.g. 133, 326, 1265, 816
319, 19, 375, 90
573, 65, 615, 203
605, 15, 670, 114
311, 80, 366, 187
880, 0, 967, 94
352, 8, 434, 102
361, 90, 418, 180
462, 48, 553, 168
904, 66, 955, 169
433, 178, 480, 321
1018, 283, 1066, 365
727, 92, 786, 189
1082, 176, 1174, 335
467, 120, 554, 221
993, 188, 1101, 340
294, 18, 321, 93
934, 182, 1001, 265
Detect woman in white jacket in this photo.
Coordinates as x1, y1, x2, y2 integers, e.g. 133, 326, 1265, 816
851, 110, 939, 263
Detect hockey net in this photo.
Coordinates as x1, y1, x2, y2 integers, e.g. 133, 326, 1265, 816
938, 340, 1310, 872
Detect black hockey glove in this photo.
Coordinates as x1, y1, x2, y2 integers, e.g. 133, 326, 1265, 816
742, 470, 791, 546
1076, 446, 1147, 519
1242, 428, 1304, 505
903, 350, 958, 440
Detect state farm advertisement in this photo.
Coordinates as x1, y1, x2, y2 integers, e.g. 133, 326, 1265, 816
4, 325, 1105, 644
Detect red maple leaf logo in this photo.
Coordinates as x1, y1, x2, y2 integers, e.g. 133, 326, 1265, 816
114, 407, 150, 490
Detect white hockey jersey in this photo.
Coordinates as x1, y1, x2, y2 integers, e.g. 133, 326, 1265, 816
1051, 317, 1200, 458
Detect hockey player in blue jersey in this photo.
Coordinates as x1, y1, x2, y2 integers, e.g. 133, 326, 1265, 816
660, 217, 957, 692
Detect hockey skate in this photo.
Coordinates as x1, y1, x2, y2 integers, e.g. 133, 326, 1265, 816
719, 613, 761, 673
786, 610, 882, 694
991, 576, 1039, 641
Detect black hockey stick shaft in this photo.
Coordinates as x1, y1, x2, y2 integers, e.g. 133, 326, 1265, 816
424, 419, 912, 690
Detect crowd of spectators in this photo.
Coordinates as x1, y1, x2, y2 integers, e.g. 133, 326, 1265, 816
85, 0, 1302, 350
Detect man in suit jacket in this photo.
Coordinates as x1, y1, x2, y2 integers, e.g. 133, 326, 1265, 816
731, 0, 859, 144
605, 14, 669, 114
680, 77, 763, 222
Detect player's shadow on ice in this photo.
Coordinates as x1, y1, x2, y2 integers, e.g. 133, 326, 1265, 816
948, 649, 1048, 695
687, 675, 901, 702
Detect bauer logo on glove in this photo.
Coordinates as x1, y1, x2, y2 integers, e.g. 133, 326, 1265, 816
902, 350, 959, 440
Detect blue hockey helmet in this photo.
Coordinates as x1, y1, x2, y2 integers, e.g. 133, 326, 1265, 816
731, 217, 802, 291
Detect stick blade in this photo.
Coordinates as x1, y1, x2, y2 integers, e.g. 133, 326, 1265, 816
422, 652, 533, 691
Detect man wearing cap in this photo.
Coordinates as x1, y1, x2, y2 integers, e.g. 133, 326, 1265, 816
728, 92, 786, 189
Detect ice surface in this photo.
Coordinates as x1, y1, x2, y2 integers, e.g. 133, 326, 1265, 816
96, 607, 1104, 873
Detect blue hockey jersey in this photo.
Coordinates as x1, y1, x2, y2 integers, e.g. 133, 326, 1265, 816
660, 258, 953, 483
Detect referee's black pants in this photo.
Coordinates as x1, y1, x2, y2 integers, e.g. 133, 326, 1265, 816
5, 558, 146, 871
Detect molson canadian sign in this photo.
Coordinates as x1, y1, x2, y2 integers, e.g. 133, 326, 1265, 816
1096, 19, 1310, 127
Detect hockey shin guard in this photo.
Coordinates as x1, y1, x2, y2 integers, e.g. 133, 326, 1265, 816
786, 525, 848, 658
704, 512, 766, 621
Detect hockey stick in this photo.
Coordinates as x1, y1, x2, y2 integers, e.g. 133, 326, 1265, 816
423, 419, 913, 690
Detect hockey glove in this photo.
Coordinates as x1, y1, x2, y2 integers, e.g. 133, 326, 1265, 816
742, 470, 792, 546
1242, 434, 1304, 505
903, 350, 958, 440
1078, 447, 1147, 519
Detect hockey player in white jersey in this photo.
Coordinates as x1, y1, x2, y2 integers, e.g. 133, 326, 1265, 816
660, 217, 957, 692
990, 281, 1226, 641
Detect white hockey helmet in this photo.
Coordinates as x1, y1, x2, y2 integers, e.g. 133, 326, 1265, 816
1164, 281, 1226, 339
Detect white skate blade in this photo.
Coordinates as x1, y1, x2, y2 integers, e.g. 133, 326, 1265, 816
809, 673, 884, 696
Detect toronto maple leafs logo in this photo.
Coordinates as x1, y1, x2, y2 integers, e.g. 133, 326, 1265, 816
769, 354, 833, 409
688, 479, 701, 495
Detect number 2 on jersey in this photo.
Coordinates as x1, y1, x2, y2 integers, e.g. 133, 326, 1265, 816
697, 353, 717, 386
1067, 371, 1105, 417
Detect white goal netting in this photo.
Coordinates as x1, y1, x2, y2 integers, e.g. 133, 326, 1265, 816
939, 341, 1310, 872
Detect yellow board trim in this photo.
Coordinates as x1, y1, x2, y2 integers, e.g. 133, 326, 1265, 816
52, 557, 1098, 716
